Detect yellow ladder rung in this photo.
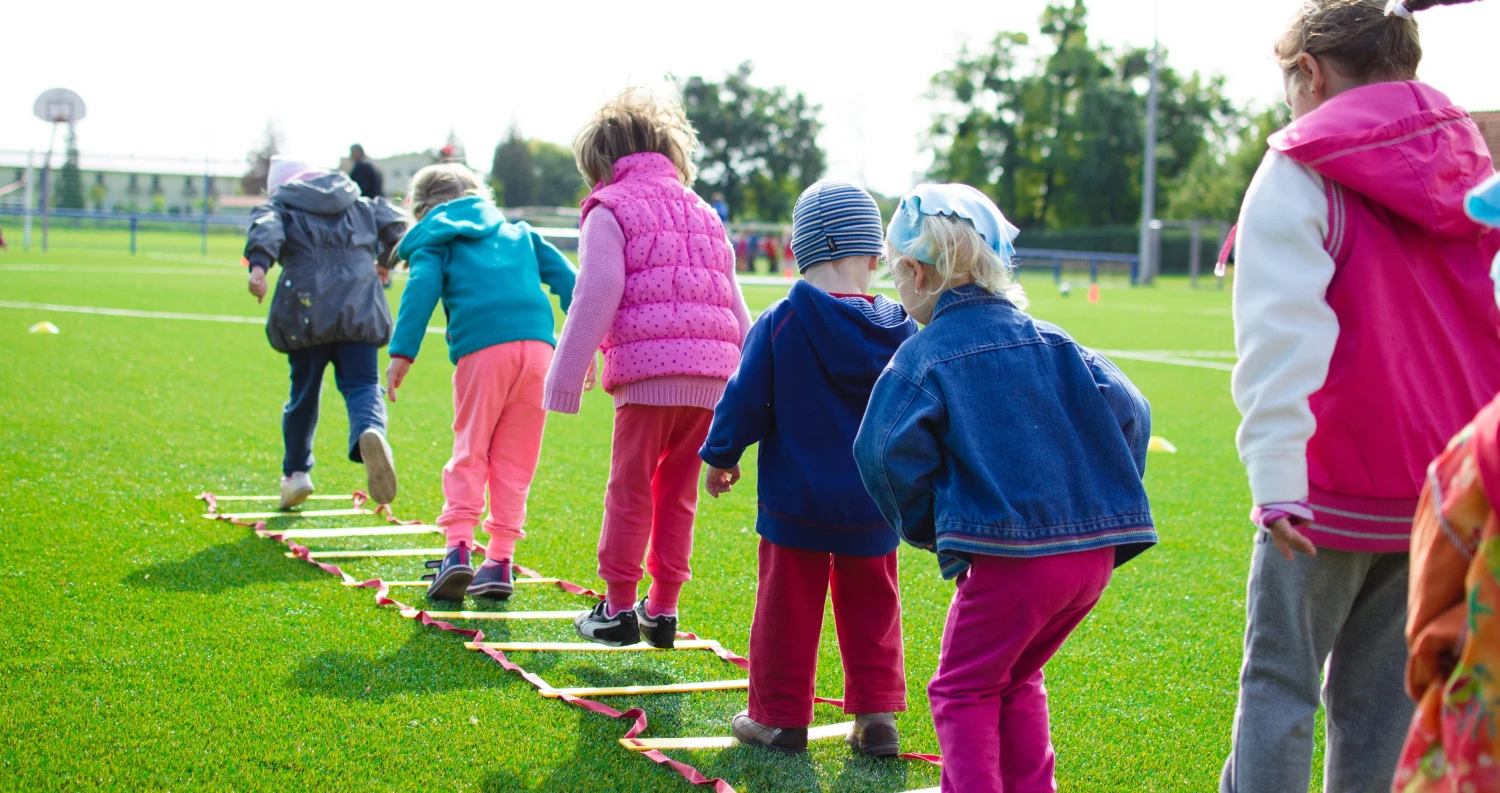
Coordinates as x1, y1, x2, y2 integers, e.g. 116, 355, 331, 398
619, 722, 853, 751
465, 640, 719, 652
258, 525, 438, 539
542, 679, 749, 698
401, 609, 580, 621
210, 508, 372, 520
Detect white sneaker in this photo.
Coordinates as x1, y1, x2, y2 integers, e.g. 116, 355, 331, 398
279, 471, 315, 511
358, 429, 398, 504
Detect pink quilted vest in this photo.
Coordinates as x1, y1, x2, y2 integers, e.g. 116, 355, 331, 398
581, 153, 743, 392
1270, 82, 1500, 552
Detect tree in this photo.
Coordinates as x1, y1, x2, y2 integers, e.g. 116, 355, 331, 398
1163, 106, 1285, 222
927, 0, 1240, 230
56, 127, 85, 210
491, 125, 536, 207
242, 121, 282, 196
677, 62, 826, 222
531, 140, 583, 208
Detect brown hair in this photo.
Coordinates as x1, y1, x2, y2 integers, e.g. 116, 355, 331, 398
572, 88, 699, 188
1275, 0, 1481, 83
405, 162, 492, 220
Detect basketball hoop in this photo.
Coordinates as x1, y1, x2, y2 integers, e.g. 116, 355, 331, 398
32, 88, 86, 124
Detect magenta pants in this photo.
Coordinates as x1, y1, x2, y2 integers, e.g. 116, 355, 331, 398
930, 548, 1114, 793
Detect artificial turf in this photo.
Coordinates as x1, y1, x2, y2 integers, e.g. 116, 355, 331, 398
0, 243, 1309, 791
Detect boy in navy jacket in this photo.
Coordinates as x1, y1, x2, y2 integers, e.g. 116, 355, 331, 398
700, 181, 917, 756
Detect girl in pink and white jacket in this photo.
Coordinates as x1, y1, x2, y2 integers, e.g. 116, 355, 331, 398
1222, 2, 1500, 792
546, 89, 752, 648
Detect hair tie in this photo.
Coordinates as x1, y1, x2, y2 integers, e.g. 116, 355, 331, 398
1385, 0, 1413, 18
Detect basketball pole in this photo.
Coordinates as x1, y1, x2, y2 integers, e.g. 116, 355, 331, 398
23, 151, 34, 252
40, 120, 58, 253
1136, 6, 1161, 286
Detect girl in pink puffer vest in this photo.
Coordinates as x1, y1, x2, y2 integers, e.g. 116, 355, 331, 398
545, 88, 752, 648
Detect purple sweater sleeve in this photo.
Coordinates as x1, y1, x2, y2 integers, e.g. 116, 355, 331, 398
543, 209, 627, 414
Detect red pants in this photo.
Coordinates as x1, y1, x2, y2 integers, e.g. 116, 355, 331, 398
930, 549, 1113, 793
597, 404, 713, 603
747, 538, 907, 728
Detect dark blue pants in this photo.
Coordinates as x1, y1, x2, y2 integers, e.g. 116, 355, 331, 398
282, 342, 386, 476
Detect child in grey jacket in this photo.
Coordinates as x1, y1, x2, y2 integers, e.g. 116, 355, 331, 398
244, 157, 408, 509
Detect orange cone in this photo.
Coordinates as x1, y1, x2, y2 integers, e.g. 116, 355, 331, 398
1087, 283, 1100, 303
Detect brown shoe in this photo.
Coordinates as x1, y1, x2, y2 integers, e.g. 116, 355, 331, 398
731, 710, 808, 754
847, 713, 900, 757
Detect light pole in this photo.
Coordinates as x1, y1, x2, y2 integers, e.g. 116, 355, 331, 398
1137, 17, 1161, 285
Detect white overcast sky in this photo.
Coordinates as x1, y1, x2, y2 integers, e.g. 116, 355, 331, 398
2, 0, 1497, 196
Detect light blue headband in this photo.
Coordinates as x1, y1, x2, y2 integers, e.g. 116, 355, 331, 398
886, 184, 1020, 264
1469, 172, 1500, 228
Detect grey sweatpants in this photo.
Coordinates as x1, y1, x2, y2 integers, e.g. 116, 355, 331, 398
1220, 531, 1412, 793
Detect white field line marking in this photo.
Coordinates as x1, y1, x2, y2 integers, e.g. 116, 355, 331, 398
0, 301, 448, 335
1100, 350, 1235, 372
1104, 350, 1236, 359
620, 722, 854, 751
1, 264, 245, 276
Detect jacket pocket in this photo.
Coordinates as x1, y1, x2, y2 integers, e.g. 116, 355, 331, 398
267, 269, 319, 352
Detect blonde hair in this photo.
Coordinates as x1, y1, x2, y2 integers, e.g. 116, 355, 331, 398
406, 163, 492, 220
572, 88, 699, 188
885, 214, 1028, 310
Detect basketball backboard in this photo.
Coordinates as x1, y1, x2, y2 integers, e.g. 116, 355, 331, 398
32, 88, 86, 124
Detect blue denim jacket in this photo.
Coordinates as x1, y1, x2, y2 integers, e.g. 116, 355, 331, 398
854, 285, 1156, 579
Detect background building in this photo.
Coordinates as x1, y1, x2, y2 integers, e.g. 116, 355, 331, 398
0, 151, 245, 214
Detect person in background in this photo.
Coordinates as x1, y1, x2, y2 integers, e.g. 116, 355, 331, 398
711, 191, 730, 225
701, 180, 916, 756
385, 163, 577, 601
244, 156, 407, 510
855, 184, 1155, 793
1393, 173, 1500, 793
1222, 2, 1500, 791
348, 144, 383, 199
546, 88, 752, 649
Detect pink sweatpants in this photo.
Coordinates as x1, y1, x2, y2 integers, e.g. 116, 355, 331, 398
748, 539, 906, 728
439, 341, 553, 561
930, 548, 1114, 793
597, 404, 713, 612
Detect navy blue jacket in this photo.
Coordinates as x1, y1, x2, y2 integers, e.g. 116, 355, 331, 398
854, 284, 1156, 579
700, 280, 918, 556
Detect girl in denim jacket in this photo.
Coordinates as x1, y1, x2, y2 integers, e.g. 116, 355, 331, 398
854, 185, 1156, 793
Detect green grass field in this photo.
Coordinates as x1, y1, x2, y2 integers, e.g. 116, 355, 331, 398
0, 245, 1290, 791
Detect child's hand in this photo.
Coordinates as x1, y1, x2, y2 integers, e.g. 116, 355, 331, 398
583, 356, 599, 392
1267, 517, 1317, 561
705, 465, 740, 498
248, 268, 267, 303
385, 358, 411, 403
376, 265, 392, 287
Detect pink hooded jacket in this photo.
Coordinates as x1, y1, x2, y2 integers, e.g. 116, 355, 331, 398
1268, 81, 1500, 550
581, 153, 744, 394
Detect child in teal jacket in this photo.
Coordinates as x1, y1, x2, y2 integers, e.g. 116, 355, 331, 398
384, 163, 577, 601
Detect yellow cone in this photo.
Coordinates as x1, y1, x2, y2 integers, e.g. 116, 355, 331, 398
28, 321, 59, 334
1148, 436, 1177, 454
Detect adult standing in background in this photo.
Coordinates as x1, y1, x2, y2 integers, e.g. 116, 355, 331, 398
349, 144, 384, 198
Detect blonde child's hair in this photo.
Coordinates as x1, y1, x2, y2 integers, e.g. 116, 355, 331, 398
572, 88, 699, 188
885, 214, 1028, 310
406, 163, 493, 220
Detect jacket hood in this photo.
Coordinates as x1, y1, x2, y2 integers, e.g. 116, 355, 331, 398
787, 280, 915, 390
273, 172, 361, 216
397, 197, 505, 259
1269, 81, 1496, 240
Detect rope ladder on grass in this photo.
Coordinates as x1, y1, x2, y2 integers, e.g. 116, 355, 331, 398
197, 491, 940, 793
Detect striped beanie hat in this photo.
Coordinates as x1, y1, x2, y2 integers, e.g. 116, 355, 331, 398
790, 180, 884, 272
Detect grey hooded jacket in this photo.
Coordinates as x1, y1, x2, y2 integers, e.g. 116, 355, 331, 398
244, 172, 408, 352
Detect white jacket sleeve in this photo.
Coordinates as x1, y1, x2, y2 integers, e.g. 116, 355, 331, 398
1231, 150, 1338, 506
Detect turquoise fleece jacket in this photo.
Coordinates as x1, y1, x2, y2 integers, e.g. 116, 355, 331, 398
390, 197, 577, 364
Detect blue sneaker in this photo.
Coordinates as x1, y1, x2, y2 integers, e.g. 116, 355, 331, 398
467, 561, 513, 600
422, 547, 473, 601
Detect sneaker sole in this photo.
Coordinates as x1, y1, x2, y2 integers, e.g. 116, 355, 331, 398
467, 582, 513, 600
733, 728, 806, 754
427, 567, 474, 601
279, 484, 314, 511
359, 431, 398, 504
849, 739, 900, 758
638, 624, 676, 649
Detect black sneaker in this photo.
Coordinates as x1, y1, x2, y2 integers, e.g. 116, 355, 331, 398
421, 547, 474, 601
633, 597, 676, 649
573, 600, 640, 647
467, 561, 513, 600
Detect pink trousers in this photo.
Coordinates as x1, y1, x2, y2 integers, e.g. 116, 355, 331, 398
597, 404, 713, 611
930, 548, 1114, 793
439, 341, 553, 561
748, 539, 906, 728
